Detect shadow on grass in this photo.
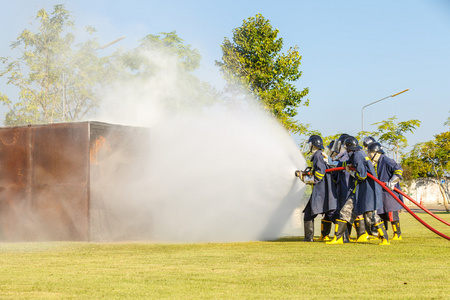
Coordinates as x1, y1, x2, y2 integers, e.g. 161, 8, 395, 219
267, 236, 344, 243
267, 236, 386, 246
269, 236, 304, 242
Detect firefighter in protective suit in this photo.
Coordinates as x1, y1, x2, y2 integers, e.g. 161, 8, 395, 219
297, 135, 337, 242
362, 135, 380, 238
327, 136, 390, 245
367, 142, 404, 240
329, 134, 352, 242
329, 134, 368, 242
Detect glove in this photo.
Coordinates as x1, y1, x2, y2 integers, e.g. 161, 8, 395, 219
321, 151, 329, 163
302, 175, 315, 185
386, 181, 395, 190
345, 165, 355, 178
328, 160, 338, 167
386, 175, 401, 190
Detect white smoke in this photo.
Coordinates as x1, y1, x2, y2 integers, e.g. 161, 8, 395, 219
94, 49, 306, 242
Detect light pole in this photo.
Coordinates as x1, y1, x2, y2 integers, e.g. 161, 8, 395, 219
96, 36, 126, 51
63, 36, 125, 121
361, 89, 409, 132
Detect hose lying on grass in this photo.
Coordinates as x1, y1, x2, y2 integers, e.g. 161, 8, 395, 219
325, 166, 450, 241
394, 187, 450, 227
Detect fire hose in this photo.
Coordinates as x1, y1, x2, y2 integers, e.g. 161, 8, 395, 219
325, 166, 450, 241
394, 187, 450, 227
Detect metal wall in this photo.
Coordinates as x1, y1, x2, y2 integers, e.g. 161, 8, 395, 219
0, 121, 150, 242
88, 122, 151, 241
0, 123, 90, 241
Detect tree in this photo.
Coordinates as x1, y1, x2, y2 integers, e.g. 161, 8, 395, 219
422, 132, 450, 211
0, 5, 109, 125
113, 30, 215, 113
402, 132, 450, 211
0, 5, 210, 126
119, 31, 201, 77
401, 144, 431, 180
370, 116, 421, 162
216, 14, 309, 134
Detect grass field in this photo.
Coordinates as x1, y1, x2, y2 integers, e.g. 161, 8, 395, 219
1, 210, 449, 299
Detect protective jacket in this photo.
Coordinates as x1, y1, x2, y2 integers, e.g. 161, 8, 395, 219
375, 154, 403, 214
344, 150, 383, 215
304, 150, 337, 215
335, 152, 351, 210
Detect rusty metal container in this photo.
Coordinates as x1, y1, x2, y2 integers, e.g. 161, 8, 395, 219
0, 121, 149, 242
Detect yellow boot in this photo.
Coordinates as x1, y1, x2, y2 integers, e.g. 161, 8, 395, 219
356, 232, 369, 242
375, 221, 390, 246
326, 219, 346, 245
354, 217, 369, 242
392, 233, 402, 241
327, 235, 344, 244
379, 238, 390, 245
391, 221, 402, 240
319, 219, 333, 241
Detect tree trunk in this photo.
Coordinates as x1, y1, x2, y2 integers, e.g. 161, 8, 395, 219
437, 181, 450, 212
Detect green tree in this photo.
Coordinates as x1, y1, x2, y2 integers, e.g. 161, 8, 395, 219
216, 14, 309, 134
422, 132, 450, 211
119, 31, 201, 77
401, 144, 431, 180
401, 132, 450, 211
369, 116, 421, 162
0, 5, 109, 125
0, 5, 211, 126
114, 31, 216, 112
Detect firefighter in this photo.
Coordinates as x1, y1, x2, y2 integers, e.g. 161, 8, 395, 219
296, 135, 337, 242
362, 136, 380, 238
327, 136, 390, 245
329, 134, 354, 242
329, 134, 369, 242
367, 142, 404, 240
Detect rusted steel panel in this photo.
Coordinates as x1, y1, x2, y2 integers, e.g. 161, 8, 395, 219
0, 121, 150, 242
88, 122, 151, 241
30, 123, 90, 241
0, 123, 90, 241
0, 127, 32, 241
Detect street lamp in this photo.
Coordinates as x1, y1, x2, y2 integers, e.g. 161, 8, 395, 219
361, 89, 409, 132
96, 36, 126, 51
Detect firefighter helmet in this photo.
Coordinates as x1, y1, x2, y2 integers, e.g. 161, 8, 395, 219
306, 135, 324, 153
363, 136, 376, 148
344, 136, 362, 151
330, 133, 350, 154
339, 134, 350, 143
367, 142, 385, 155
327, 140, 335, 150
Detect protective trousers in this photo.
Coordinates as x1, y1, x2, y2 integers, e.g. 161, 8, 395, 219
338, 194, 356, 223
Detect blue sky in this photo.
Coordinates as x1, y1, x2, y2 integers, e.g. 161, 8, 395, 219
1, 0, 450, 148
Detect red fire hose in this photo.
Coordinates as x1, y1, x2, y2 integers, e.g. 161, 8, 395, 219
325, 166, 450, 241
394, 187, 450, 227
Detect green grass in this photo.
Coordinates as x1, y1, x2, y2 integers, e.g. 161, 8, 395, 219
1, 211, 450, 299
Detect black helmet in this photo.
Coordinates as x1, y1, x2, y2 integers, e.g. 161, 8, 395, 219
338, 134, 350, 143
367, 142, 385, 155
363, 136, 376, 148
330, 133, 349, 154
306, 135, 324, 153
327, 140, 335, 150
344, 136, 362, 151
